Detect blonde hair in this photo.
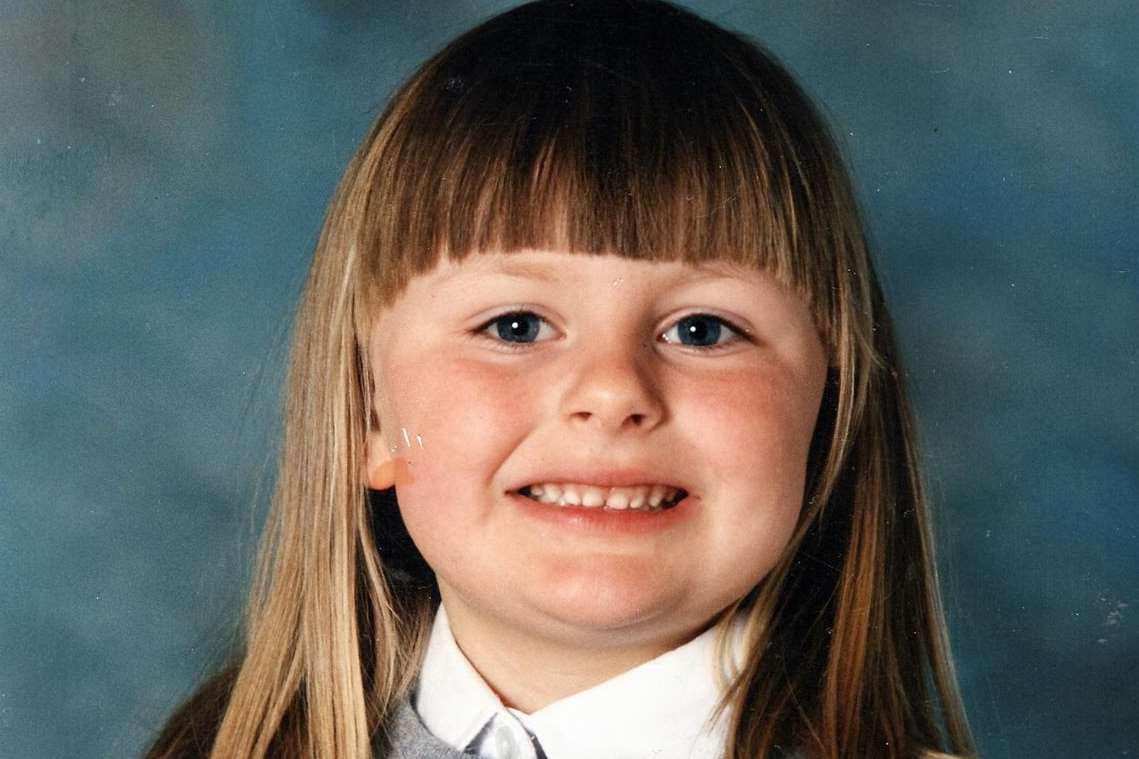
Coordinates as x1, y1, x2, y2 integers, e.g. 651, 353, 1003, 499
148, 1, 974, 757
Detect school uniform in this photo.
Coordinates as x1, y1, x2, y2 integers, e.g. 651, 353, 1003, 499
374, 604, 743, 759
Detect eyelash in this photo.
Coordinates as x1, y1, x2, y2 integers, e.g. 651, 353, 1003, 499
471, 310, 749, 353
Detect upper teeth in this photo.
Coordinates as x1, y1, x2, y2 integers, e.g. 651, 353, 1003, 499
524, 483, 683, 510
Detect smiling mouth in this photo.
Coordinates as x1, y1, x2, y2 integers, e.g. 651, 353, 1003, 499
516, 484, 688, 512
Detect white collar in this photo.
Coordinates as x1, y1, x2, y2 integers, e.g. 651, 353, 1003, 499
414, 604, 743, 759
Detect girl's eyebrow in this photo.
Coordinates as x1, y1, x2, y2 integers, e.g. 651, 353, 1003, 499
437, 256, 754, 288
428, 258, 545, 290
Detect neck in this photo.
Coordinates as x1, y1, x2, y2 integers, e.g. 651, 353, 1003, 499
439, 590, 712, 713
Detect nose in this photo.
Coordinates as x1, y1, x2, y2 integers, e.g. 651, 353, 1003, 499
559, 337, 666, 434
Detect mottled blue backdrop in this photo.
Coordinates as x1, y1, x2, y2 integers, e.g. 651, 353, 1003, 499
2, 2, 1136, 757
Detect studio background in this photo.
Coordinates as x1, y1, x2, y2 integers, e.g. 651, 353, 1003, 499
2, 2, 1136, 757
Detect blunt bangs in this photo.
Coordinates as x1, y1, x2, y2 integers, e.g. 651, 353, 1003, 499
352, 0, 870, 356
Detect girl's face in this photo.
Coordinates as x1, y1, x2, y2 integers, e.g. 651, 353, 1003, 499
366, 249, 827, 656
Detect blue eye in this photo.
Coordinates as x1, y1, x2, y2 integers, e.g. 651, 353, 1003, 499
477, 311, 553, 347
474, 310, 746, 352
660, 314, 745, 350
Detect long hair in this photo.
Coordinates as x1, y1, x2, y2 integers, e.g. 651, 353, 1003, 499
147, 1, 974, 757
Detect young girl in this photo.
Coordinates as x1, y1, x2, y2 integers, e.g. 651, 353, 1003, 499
148, 1, 975, 757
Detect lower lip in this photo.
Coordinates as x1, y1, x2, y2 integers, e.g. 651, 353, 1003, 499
507, 491, 697, 535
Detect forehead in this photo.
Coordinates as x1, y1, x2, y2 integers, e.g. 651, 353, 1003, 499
423, 250, 763, 290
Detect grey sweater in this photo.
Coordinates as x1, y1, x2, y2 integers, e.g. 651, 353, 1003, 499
373, 696, 468, 758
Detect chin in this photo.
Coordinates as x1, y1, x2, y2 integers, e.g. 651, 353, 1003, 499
523, 557, 692, 638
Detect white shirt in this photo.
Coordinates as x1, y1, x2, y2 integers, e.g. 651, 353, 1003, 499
413, 605, 744, 759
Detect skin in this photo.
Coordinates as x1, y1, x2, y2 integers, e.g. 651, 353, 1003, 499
365, 249, 828, 711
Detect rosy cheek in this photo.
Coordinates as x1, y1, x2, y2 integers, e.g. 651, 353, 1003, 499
681, 369, 817, 470
447, 357, 542, 422
386, 357, 536, 478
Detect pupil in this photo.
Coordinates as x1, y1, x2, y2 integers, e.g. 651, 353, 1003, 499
680, 316, 720, 347
496, 313, 539, 342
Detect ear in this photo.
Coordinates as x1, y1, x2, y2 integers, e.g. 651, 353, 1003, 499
365, 427, 415, 490
361, 340, 414, 490
365, 428, 396, 490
